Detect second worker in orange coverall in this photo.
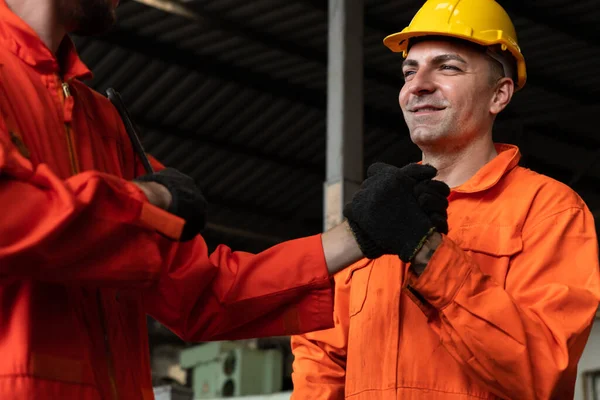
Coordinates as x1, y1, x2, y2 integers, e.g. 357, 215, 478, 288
0, 0, 451, 399
291, 0, 600, 399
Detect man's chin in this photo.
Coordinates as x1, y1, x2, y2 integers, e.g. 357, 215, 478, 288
410, 127, 438, 141
409, 128, 447, 148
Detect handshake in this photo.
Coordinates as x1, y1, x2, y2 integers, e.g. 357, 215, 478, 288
343, 163, 449, 263
132, 163, 450, 262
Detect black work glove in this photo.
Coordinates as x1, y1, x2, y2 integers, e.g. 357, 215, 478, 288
343, 162, 449, 262
414, 179, 450, 235
135, 168, 207, 241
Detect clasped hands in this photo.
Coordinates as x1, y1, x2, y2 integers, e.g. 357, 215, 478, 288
343, 163, 450, 265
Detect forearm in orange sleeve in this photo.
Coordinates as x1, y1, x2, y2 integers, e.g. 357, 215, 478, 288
404, 207, 600, 399
143, 234, 336, 341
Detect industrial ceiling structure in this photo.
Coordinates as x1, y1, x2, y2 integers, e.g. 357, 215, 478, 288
72, 0, 600, 255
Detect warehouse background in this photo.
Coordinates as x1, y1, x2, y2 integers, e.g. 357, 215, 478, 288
72, 0, 600, 398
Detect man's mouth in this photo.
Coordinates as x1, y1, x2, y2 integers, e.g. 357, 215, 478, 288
410, 105, 446, 113
415, 107, 442, 112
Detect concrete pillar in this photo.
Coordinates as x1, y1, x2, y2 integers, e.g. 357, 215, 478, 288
324, 0, 364, 231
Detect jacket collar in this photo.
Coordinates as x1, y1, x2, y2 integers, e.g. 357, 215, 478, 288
453, 143, 521, 193
0, 0, 92, 80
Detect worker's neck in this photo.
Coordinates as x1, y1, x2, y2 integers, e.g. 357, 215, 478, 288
5, 0, 66, 54
422, 135, 497, 189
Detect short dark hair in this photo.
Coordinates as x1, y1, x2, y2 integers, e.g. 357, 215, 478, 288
407, 36, 514, 86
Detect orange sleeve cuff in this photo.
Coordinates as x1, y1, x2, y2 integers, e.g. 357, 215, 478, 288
138, 202, 184, 240
404, 236, 473, 312
294, 234, 335, 333
125, 180, 184, 240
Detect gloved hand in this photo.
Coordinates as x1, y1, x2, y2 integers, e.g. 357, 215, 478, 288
343, 162, 450, 262
414, 179, 450, 235
134, 168, 207, 241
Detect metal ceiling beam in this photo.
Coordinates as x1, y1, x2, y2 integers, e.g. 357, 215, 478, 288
138, 128, 323, 210
130, 0, 197, 20
96, 26, 407, 135
130, 0, 403, 91
72, 42, 329, 181
137, 121, 324, 178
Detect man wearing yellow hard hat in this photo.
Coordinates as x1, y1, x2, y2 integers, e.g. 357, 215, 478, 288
291, 0, 600, 399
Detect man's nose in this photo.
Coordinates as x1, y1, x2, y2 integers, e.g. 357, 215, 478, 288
407, 69, 436, 96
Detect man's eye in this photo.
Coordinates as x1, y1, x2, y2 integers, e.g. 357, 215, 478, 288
441, 64, 461, 71
403, 70, 416, 79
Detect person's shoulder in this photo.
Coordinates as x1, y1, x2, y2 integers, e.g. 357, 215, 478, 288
509, 165, 588, 217
513, 166, 583, 201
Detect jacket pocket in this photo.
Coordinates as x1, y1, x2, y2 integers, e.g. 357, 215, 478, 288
451, 224, 523, 284
346, 260, 374, 317
451, 224, 523, 256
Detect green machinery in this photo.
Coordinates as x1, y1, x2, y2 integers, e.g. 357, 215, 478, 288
180, 342, 283, 398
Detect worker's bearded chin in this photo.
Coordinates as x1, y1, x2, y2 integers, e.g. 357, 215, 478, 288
62, 0, 116, 36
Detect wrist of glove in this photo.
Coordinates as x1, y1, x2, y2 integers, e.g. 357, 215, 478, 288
414, 179, 450, 235
346, 219, 387, 260
135, 168, 207, 241
343, 162, 450, 262
346, 207, 436, 262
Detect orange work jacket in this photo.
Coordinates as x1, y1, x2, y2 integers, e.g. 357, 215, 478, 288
0, 3, 334, 399
291, 144, 600, 400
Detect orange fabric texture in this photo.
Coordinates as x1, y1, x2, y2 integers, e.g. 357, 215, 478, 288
0, 3, 333, 399
292, 144, 600, 399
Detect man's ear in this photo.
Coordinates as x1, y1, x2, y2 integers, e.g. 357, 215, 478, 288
490, 77, 514, 115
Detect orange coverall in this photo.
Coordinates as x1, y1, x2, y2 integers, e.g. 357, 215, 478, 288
292, 144, 600, 400
0, 3, 333, 399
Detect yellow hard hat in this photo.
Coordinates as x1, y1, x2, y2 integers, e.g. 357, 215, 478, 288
383, 0, 527, 90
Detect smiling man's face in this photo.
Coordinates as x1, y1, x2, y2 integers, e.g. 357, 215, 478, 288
399, 38, 503, 151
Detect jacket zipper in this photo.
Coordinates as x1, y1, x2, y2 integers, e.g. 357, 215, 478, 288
59, 80, 80, 175
57, 79, 117, 397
